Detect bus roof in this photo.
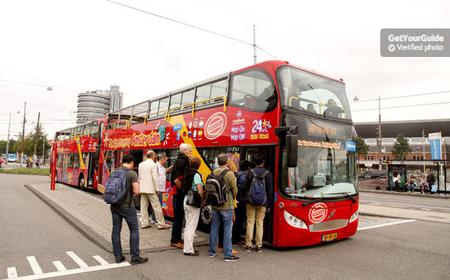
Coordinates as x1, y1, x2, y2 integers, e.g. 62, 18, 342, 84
233, 60, 345, 84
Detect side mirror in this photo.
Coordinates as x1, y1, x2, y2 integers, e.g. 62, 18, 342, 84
286, 134, 298, 168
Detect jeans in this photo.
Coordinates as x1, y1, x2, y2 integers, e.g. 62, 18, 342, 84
170, 192, 185, 243
158, 192, 163, 205
232, 201, 246, 244
111, 206, 140, 261
208, 209, 233, 258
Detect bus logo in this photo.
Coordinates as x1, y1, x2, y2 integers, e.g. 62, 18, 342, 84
308, 203, 328, 224
204, 112, 227, 140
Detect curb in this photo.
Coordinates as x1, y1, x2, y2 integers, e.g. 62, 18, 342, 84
24, 184, 209, 255
359, 189, 449, 199
25, 184, 113, 253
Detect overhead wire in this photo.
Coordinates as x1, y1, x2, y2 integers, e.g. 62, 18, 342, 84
105, 0, 278, 59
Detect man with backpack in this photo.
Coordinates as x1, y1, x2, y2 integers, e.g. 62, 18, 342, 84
106, 154, 148, 265
170, 143, 192, 249
244, 153, 273, 253
207, 154, 239, 262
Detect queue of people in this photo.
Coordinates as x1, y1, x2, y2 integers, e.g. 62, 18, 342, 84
390, 170, 438, 194
105, 143, 272, 264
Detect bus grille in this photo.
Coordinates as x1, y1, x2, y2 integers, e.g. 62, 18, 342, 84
309, 219, 348, 232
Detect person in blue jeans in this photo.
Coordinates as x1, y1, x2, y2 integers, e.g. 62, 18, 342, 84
110, 154, 148, 265
208, 154, 239, 262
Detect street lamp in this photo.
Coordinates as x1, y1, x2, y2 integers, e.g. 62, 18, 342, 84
352, 95, 383, 170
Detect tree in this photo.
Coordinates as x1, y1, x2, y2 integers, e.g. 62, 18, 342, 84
16, 124, 51, 159
353, 136, 369, 159
392, 134, 411, 161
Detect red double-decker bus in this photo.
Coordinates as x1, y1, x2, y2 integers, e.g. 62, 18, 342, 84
52, 60, 358, 247
52, 120, 102, 190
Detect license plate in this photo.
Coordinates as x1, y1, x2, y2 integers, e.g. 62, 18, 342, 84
322, 233, 338, 242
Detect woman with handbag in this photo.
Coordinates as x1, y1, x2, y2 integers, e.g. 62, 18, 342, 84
183, 156, 204, 256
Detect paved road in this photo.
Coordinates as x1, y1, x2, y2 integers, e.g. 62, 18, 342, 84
1, 174, 449, 280
360, 191, 450, 214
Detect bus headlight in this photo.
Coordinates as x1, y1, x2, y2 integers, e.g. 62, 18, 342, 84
284, 210, 308, 229
349, 211, 358, 223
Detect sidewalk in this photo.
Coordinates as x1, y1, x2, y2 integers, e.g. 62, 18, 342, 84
25, 183, 208, 253
359, 189, 450, 199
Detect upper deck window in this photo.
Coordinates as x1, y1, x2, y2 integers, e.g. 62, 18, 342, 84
230, 70, 276, 112
278, 66, 351, 120
158, 97, 169, 116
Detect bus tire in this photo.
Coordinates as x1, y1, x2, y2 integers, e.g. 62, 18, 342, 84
79, 175, 86, 190
198, 205, 212, 231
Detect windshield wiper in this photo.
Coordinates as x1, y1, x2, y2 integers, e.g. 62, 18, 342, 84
324, 192, 357, 203
302, 198, 324, 207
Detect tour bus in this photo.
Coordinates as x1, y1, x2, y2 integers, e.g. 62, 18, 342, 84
99, 60, 358, 247
52, 120, 102, 190
52, 60, 358, 247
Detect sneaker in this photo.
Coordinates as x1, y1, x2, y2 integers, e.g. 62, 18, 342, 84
115, 256, 125, 263
141, 225, 151, 229
131, 256, 148, 265
208, 253, 217, 258
243, 245, 252, 252
256, 246, 263, 253
184, 250, 200, 256
224, 256, 239, 262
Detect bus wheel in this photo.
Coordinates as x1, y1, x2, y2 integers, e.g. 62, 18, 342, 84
79, 176, 86, 190
198, 205, 212, 231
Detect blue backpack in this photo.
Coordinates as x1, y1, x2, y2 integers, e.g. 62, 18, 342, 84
104, 169, 128, 205
248, 169, 269, 206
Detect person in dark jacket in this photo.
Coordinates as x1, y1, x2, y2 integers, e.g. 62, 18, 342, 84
426, 170, 436, 193
232, 160, 251, 244
170, 143, 192, 248
243, 153, 273, 253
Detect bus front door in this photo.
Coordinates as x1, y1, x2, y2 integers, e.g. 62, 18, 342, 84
240, 145, 276, 245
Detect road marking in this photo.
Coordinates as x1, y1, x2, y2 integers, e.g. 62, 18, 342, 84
26, 257, 43, 275
66, 251, 88, 268
358, 219, 416, 231
92, 255, 109, 266
7, 267, 18, 278
52, 261, 66, 272
0, 262, 130, 280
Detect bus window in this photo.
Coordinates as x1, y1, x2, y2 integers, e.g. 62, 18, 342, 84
198, 147, 240, 170
181, 89, 195, 107
278, 66, 351, 120
196, 84, 211, 103
150, 101, 159, 117
73, 154, 80, 168
230, 70, 276, 112
56, 154, 63, 168
210, 79, 227, 101
169, 93, 182, 112
158, 97, 169, 117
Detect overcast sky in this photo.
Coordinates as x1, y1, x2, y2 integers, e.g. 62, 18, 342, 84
1, 0, 450, 140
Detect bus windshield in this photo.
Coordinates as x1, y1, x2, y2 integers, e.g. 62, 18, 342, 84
281, 116, 357, 199
285, 144, 357, 199
278, 66, 351, 120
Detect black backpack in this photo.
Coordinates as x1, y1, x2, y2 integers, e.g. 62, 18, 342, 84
204, 169, 229, 206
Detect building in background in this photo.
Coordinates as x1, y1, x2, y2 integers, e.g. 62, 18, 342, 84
76, 85, 123, 124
